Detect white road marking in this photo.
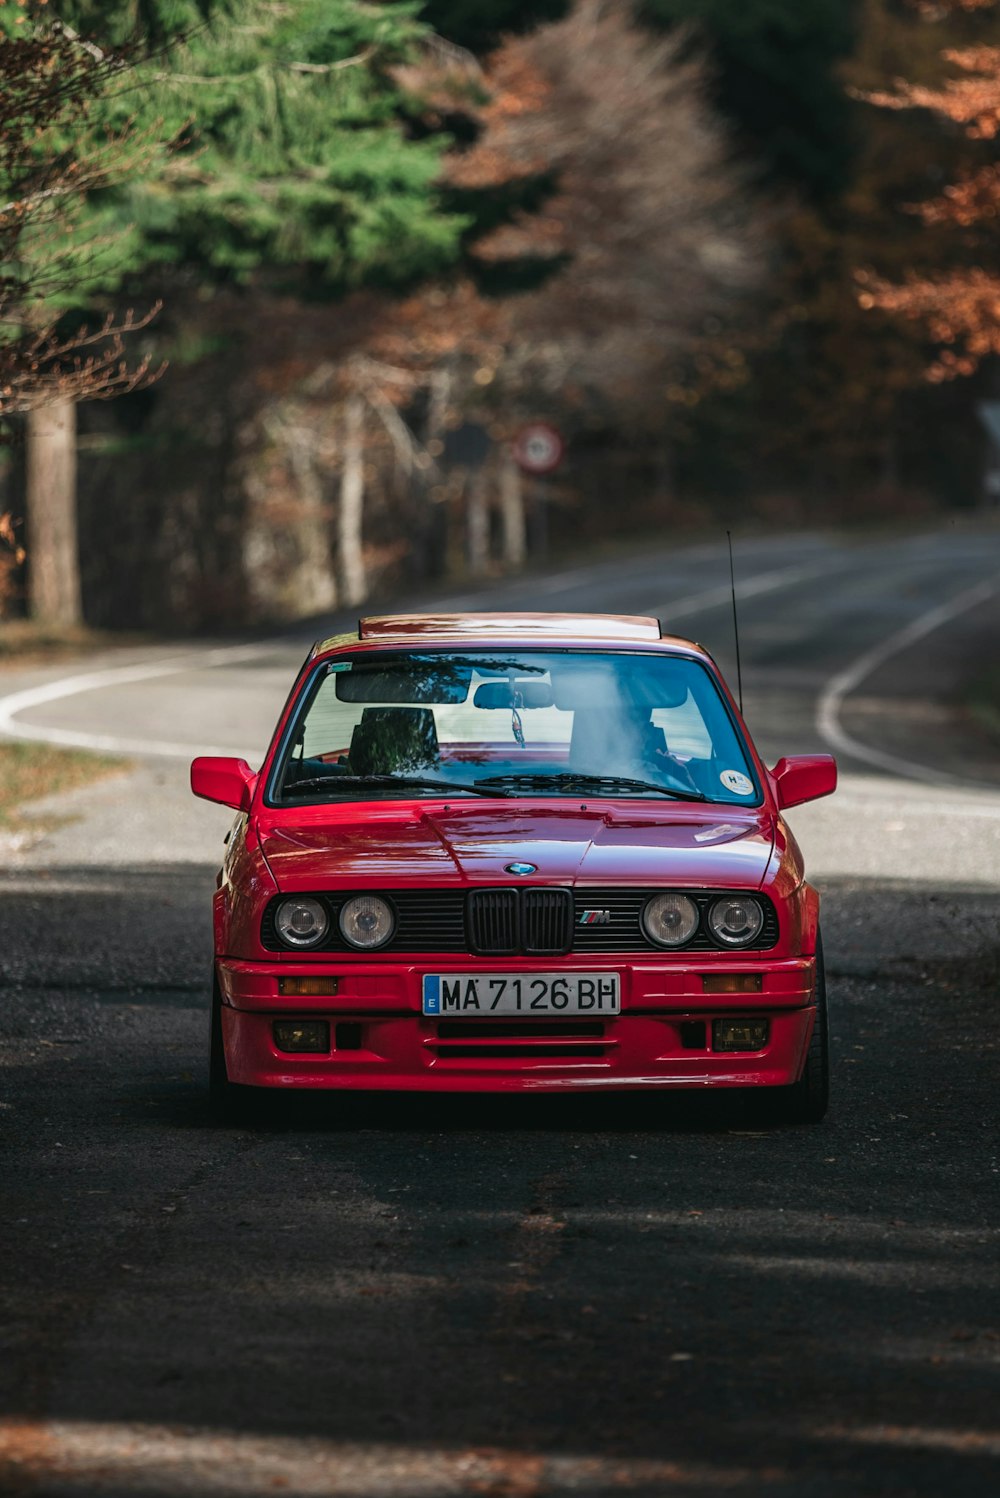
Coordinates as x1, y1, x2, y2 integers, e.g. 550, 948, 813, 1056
0, 643, 279, 758
649, 559, 839, 623
437, 544, 838, 613
816, 576, 1000, 785
0, 1418, 752, 1494
809, 1423, 1000, 1458
0, 559, 838, 759
2, 555, 996, 777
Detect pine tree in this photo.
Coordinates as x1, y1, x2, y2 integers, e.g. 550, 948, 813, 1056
0, 8, 164, 624
12, 0, 467, 624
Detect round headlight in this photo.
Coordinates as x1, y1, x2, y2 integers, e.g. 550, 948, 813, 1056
708, 895, 764, 947
275, 897, 329, 948
642, 893, 699, 948
339, 894, 394, 950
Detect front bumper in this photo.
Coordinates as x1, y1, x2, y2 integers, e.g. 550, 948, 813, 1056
217, 956, 816, 1093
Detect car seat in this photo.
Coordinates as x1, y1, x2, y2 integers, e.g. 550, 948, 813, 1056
565, 704, 613, 772
348, 706, 440, 777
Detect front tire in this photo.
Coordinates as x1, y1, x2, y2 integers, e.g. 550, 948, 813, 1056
209, 974, 264, 1124
762, 932, 830, 1126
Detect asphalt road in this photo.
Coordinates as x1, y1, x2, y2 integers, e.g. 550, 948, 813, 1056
1, 523, 1000, 1497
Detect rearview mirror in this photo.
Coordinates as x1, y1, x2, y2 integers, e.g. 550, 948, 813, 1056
190, 756, 257, 811
473, 680, 555, 709
770, 754, 837, 811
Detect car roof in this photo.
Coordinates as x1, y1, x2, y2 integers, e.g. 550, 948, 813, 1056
311, 613, 711, 662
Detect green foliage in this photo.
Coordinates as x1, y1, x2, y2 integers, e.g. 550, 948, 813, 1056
29, 1, 468, 295
640, 0, 861, 197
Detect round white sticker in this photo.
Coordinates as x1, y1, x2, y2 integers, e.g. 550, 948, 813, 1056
720, 769, 754, 796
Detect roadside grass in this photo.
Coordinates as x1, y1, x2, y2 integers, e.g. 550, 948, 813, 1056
0, 740, 129, 837
0, 621, 147, 667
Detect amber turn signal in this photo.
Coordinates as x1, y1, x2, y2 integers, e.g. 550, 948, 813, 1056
700, 974, 762, 995
279, 976, 338, 997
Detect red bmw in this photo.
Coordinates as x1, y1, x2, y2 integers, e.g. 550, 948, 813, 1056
192, 613, 836, 1123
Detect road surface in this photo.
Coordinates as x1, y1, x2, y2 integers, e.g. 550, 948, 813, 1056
1, 524, 999, 1497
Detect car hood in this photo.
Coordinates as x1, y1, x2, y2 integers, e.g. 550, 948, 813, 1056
260, 803, 776, 892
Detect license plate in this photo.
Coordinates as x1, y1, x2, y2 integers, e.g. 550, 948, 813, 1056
422, 972, 620, 1017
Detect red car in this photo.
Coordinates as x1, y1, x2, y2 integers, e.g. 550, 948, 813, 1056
192, 613, 836, 1123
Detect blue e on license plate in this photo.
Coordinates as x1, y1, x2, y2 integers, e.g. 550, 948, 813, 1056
422, 972, 620, 1017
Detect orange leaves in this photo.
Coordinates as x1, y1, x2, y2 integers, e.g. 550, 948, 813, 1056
909, 0, 998, 18
857, 266, 1000, 378
444, 52, 551, 191
0, 513, 26, 566
0, 511, 26, 620
859, 0, 1000, 377
862, 53, 1000, 139
913, 162, 1000, 224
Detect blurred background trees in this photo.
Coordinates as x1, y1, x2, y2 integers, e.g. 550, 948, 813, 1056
858, 0, 1000, 381
0, 13, 162, 624
1, 0, 999, 631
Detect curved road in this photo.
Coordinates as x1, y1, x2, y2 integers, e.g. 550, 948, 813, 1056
1, 524, 999, 1497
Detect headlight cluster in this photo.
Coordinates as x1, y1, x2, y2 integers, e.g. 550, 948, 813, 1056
275, 897, 328, 948
708, 895, 764, 947
273, 895, 395, 950
641, 892, 764, 949
338, 894, 394, 949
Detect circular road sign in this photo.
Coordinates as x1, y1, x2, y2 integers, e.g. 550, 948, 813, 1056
512, 421, 564, 475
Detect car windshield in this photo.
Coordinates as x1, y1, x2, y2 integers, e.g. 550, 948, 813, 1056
270, 649, 760, 805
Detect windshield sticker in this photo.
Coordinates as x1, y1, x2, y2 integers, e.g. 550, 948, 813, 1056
327, 661, 352, 673
720, 769, 754, 796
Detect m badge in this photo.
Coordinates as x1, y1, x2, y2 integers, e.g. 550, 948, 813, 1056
579, 910, 611, 926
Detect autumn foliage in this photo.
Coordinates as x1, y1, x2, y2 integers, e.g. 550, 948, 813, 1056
390, 1, 763, 420
860, 0, 1000, 379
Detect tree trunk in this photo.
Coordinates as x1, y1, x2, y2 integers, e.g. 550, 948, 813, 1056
338, 390, 367, 607
26, 399, 82, 626
285, 424, 337, 613
466, 470, 490, 575
499, 449, 526, 568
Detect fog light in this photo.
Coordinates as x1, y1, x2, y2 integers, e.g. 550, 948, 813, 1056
273, 1020, 330, 1053
702, 974, 762, 995
712, 1018, 769, 1052
279, 977, 339, 997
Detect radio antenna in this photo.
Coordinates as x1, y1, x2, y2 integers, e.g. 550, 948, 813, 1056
727, 531, 744, 715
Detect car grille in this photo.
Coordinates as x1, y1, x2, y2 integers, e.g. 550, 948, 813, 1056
262, 887, 778, 954
466, 888, 519, 955
467, 887, 573, 956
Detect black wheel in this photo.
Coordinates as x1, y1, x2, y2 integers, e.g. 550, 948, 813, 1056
761, 931, 830, 1126
209, 974, 264, 1124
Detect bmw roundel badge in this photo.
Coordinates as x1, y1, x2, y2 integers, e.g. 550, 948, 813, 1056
505, 862, 537, 876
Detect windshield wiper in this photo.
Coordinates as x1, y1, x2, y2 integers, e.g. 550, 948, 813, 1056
281, 774, 508, 798
472, 772, 707, 802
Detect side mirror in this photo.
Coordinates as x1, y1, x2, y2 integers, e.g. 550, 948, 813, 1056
770, 754, 837, 811
191, 756, 257, 811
